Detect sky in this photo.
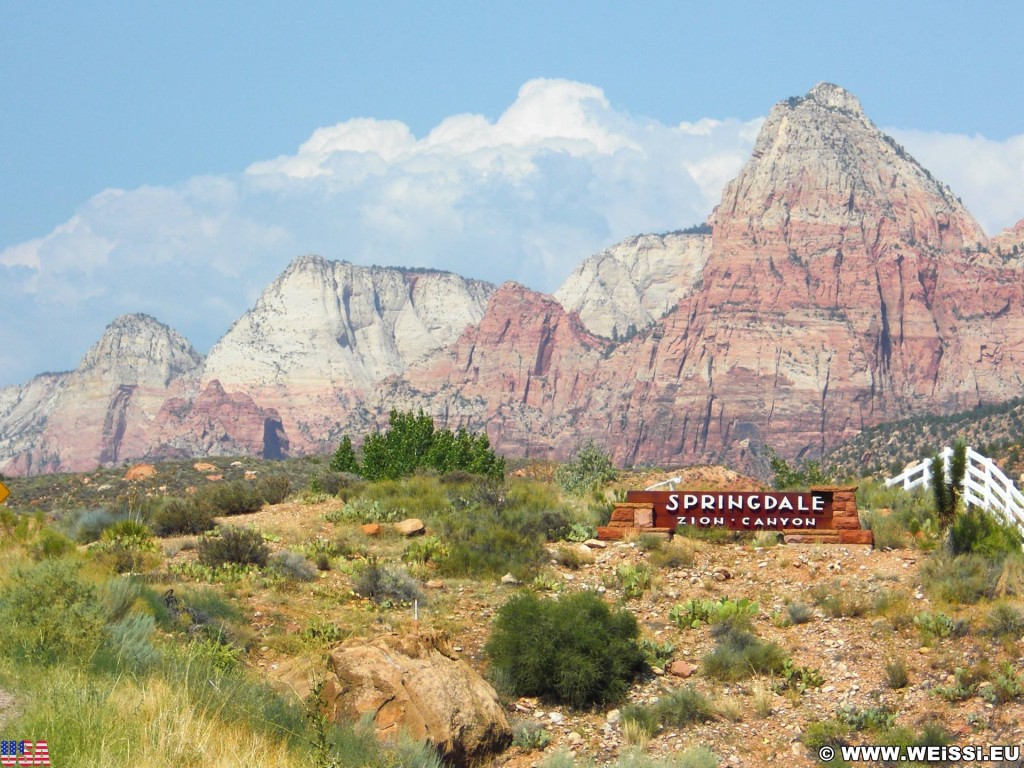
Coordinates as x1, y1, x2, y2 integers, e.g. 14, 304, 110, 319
2, 1, 1024, 387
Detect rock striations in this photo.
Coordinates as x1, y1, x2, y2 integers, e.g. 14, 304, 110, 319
3, 82, 1024, 474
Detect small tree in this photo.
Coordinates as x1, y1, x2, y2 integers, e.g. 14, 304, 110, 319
931, 438, 967, 534
556, 439, 617, 496
329, 434, 360, 474
766, 447, 831, 490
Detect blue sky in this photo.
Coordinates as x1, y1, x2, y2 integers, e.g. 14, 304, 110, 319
2, 1, 1023, 386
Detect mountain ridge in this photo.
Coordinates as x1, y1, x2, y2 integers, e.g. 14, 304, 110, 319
3, 82, 1023, 475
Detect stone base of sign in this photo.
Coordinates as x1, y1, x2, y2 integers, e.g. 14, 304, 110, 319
598, 486, 874, 546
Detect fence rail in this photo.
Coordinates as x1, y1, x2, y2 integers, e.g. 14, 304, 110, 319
884, 446, 1024, 535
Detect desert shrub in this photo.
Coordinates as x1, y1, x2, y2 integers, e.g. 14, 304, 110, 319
0, 560, 105, 664
511, 718, 552, 752
62, 506, 117, 543
30, 527, 76, 560
485, 591, 645, 708
256, 474, 291, 505
195, 481, 263, 517
785, 602, 814, 625
650, 540, 696, 570
197, 526, 269, 568
920, 553, 994, 604
654, 686, 717, 726
949, 505, 1023, 559
995, 552, 1024, 597
152, 497, 214, 536
360, 475, 451, 520
101, 576, 142, 623
884, 658, 909, 689
99, 613, 159, 670
701, 625, 787, 681
555, 439, 617, 496
986, 602, 1024, 639
269, 551, 317, 582
802, 719, 853, 752
766, 446, 832, 489
862, 509, 908, 549
352, 560, 423, 605
809, 582, 868, 618
616, 563, 651, 599
96, 520, 159, 574
432, 505, 548, 580
772, 659, 824, 693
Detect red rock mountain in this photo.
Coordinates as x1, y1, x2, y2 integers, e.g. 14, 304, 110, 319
380, 83, 1024, 466
2, 83, 1023, 475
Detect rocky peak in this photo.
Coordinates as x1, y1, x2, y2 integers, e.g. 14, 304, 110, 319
721, 83, 987, 253
78, 313, 203, 385
805, 81, 865, 115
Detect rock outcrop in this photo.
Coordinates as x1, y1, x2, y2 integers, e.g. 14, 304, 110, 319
318, 632, 512, 767
554, 232, 710, 339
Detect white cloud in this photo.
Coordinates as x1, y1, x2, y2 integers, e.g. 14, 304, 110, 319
890, 128, 1024, 235
6, 78, 1020, 389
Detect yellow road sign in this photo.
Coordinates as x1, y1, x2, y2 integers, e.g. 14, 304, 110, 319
0, 481, 8, 505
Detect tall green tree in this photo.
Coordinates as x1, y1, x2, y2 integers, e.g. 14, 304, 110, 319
356, 409, 504, 481
329, 434, 360, 474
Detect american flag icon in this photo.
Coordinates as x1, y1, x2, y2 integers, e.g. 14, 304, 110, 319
0, 741, 50, 766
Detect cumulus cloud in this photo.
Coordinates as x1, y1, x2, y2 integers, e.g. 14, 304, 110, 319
890, 128, 1024, 236
2, 78, 1021, 389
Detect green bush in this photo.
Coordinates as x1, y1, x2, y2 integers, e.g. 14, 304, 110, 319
197, 526, 269, 568
986, 602, 1024, 639
152, 497, 214, 536
653, 686, 717, 726
195, 481, 264, 517
61, 506, 117, 543
786, 602, 814, 625
432, 505, 548, 580
256, 474, 291, 505
920, 553, 994, 604
485, 591, 645, 708
701, 625, 787, 681
269, 551, 317, 582
949, 505, 1023, 559
555, 439, 617, 496
96, 521, 159, 574
352, 560, 423, 605
30, 527, 76, 560
0, 560, 105, 664
884, 658, 909, 689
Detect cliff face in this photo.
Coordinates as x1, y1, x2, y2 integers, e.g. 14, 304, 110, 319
553, 232, 710, 339
201, 256, 495, 453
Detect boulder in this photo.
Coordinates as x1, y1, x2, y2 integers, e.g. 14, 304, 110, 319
318, 632, 512, 766
395, 518, 425, 536
193, 461, 218, 472
124, 463, 157, 481
360, 523, 382, 536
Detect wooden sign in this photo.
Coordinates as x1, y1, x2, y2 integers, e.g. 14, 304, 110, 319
625, 490, 834, 531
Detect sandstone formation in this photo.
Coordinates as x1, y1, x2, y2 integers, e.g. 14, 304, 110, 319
201, 255, 494, 454
554, 232, 710, 339
318, 632, 512, 766
3, 83, 1024, 474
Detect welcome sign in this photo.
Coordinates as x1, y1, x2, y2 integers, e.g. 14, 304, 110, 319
624, 490, 834, 531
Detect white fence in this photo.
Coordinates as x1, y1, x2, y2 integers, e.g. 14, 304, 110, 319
885, 446, 1024, 536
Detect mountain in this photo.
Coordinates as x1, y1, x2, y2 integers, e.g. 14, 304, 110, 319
3, 82, 1024, 475
0, 314, 204, 474
375, 82, 1024, 466
553, 231, 710, 340
200, 256, 495, 453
